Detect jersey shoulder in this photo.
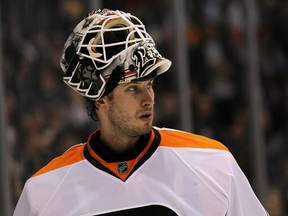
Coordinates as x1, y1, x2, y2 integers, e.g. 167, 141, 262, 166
156, 127, 228, 151
33, 144, 86, 177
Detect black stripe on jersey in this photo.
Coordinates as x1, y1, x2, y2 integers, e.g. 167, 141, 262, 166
92, 204, 178, 215
84, 145, 118, 178
83, 128, 161, 181
130, 128, 161, 172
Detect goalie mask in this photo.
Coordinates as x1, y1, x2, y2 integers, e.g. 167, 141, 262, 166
60, 9, 172, 101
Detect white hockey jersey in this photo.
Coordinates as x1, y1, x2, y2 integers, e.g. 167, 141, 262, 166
13, 127, 268, 215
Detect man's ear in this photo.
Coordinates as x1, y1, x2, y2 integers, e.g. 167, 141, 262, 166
95, 98, 105, 109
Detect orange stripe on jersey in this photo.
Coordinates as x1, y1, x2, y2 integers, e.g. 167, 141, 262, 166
32, 144, 86, 177
158, 128, 228, 151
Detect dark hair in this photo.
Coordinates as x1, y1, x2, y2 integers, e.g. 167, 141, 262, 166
84, 98, 98, 121
84, 92, 114, 121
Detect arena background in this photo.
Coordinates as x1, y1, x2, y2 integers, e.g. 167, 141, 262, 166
0, 0, 287, 215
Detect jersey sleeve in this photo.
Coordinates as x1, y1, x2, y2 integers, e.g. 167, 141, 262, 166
13, 183, 41, 216
226, 155, 269, 216
157, 128, 269, 215
13, 144, 86, 216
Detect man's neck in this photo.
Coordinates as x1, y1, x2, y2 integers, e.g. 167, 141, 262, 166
100, 132, 139, 154
90, 131, 151, 162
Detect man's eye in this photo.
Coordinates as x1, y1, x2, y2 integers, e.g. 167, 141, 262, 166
128, 86, 137, 91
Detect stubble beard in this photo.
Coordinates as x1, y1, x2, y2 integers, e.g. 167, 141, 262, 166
107, 105, 152, 138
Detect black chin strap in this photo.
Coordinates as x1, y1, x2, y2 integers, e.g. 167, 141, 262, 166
103, 66, 125, 96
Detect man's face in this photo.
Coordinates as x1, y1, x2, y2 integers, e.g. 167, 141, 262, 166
103, 79, 155, 138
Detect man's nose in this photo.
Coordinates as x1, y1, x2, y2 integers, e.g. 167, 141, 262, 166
141, 89, 154, 107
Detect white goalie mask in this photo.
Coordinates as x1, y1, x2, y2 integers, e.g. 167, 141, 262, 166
60, 9, 172, 101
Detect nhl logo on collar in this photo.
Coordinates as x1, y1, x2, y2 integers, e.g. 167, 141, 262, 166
116, 161, 129, 174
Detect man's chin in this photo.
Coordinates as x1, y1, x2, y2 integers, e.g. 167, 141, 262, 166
143, 124, 153, 134
136, 124, 152, 136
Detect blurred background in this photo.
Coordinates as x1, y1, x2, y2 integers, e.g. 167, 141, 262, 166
0, 0, 287, 215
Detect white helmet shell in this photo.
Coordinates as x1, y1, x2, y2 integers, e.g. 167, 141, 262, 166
60, 9, 171, 101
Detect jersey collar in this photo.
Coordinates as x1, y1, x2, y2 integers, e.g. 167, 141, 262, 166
84, 128, 161, 181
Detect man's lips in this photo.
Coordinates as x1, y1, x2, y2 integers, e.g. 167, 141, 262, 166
139, 111, 153, 121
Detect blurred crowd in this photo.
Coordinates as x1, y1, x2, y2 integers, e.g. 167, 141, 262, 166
2, 0, 288, 215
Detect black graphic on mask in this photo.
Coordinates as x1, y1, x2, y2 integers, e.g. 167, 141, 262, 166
132, 44, 160, 77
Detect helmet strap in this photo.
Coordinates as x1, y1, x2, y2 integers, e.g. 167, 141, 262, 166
103, 66, 125, 96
